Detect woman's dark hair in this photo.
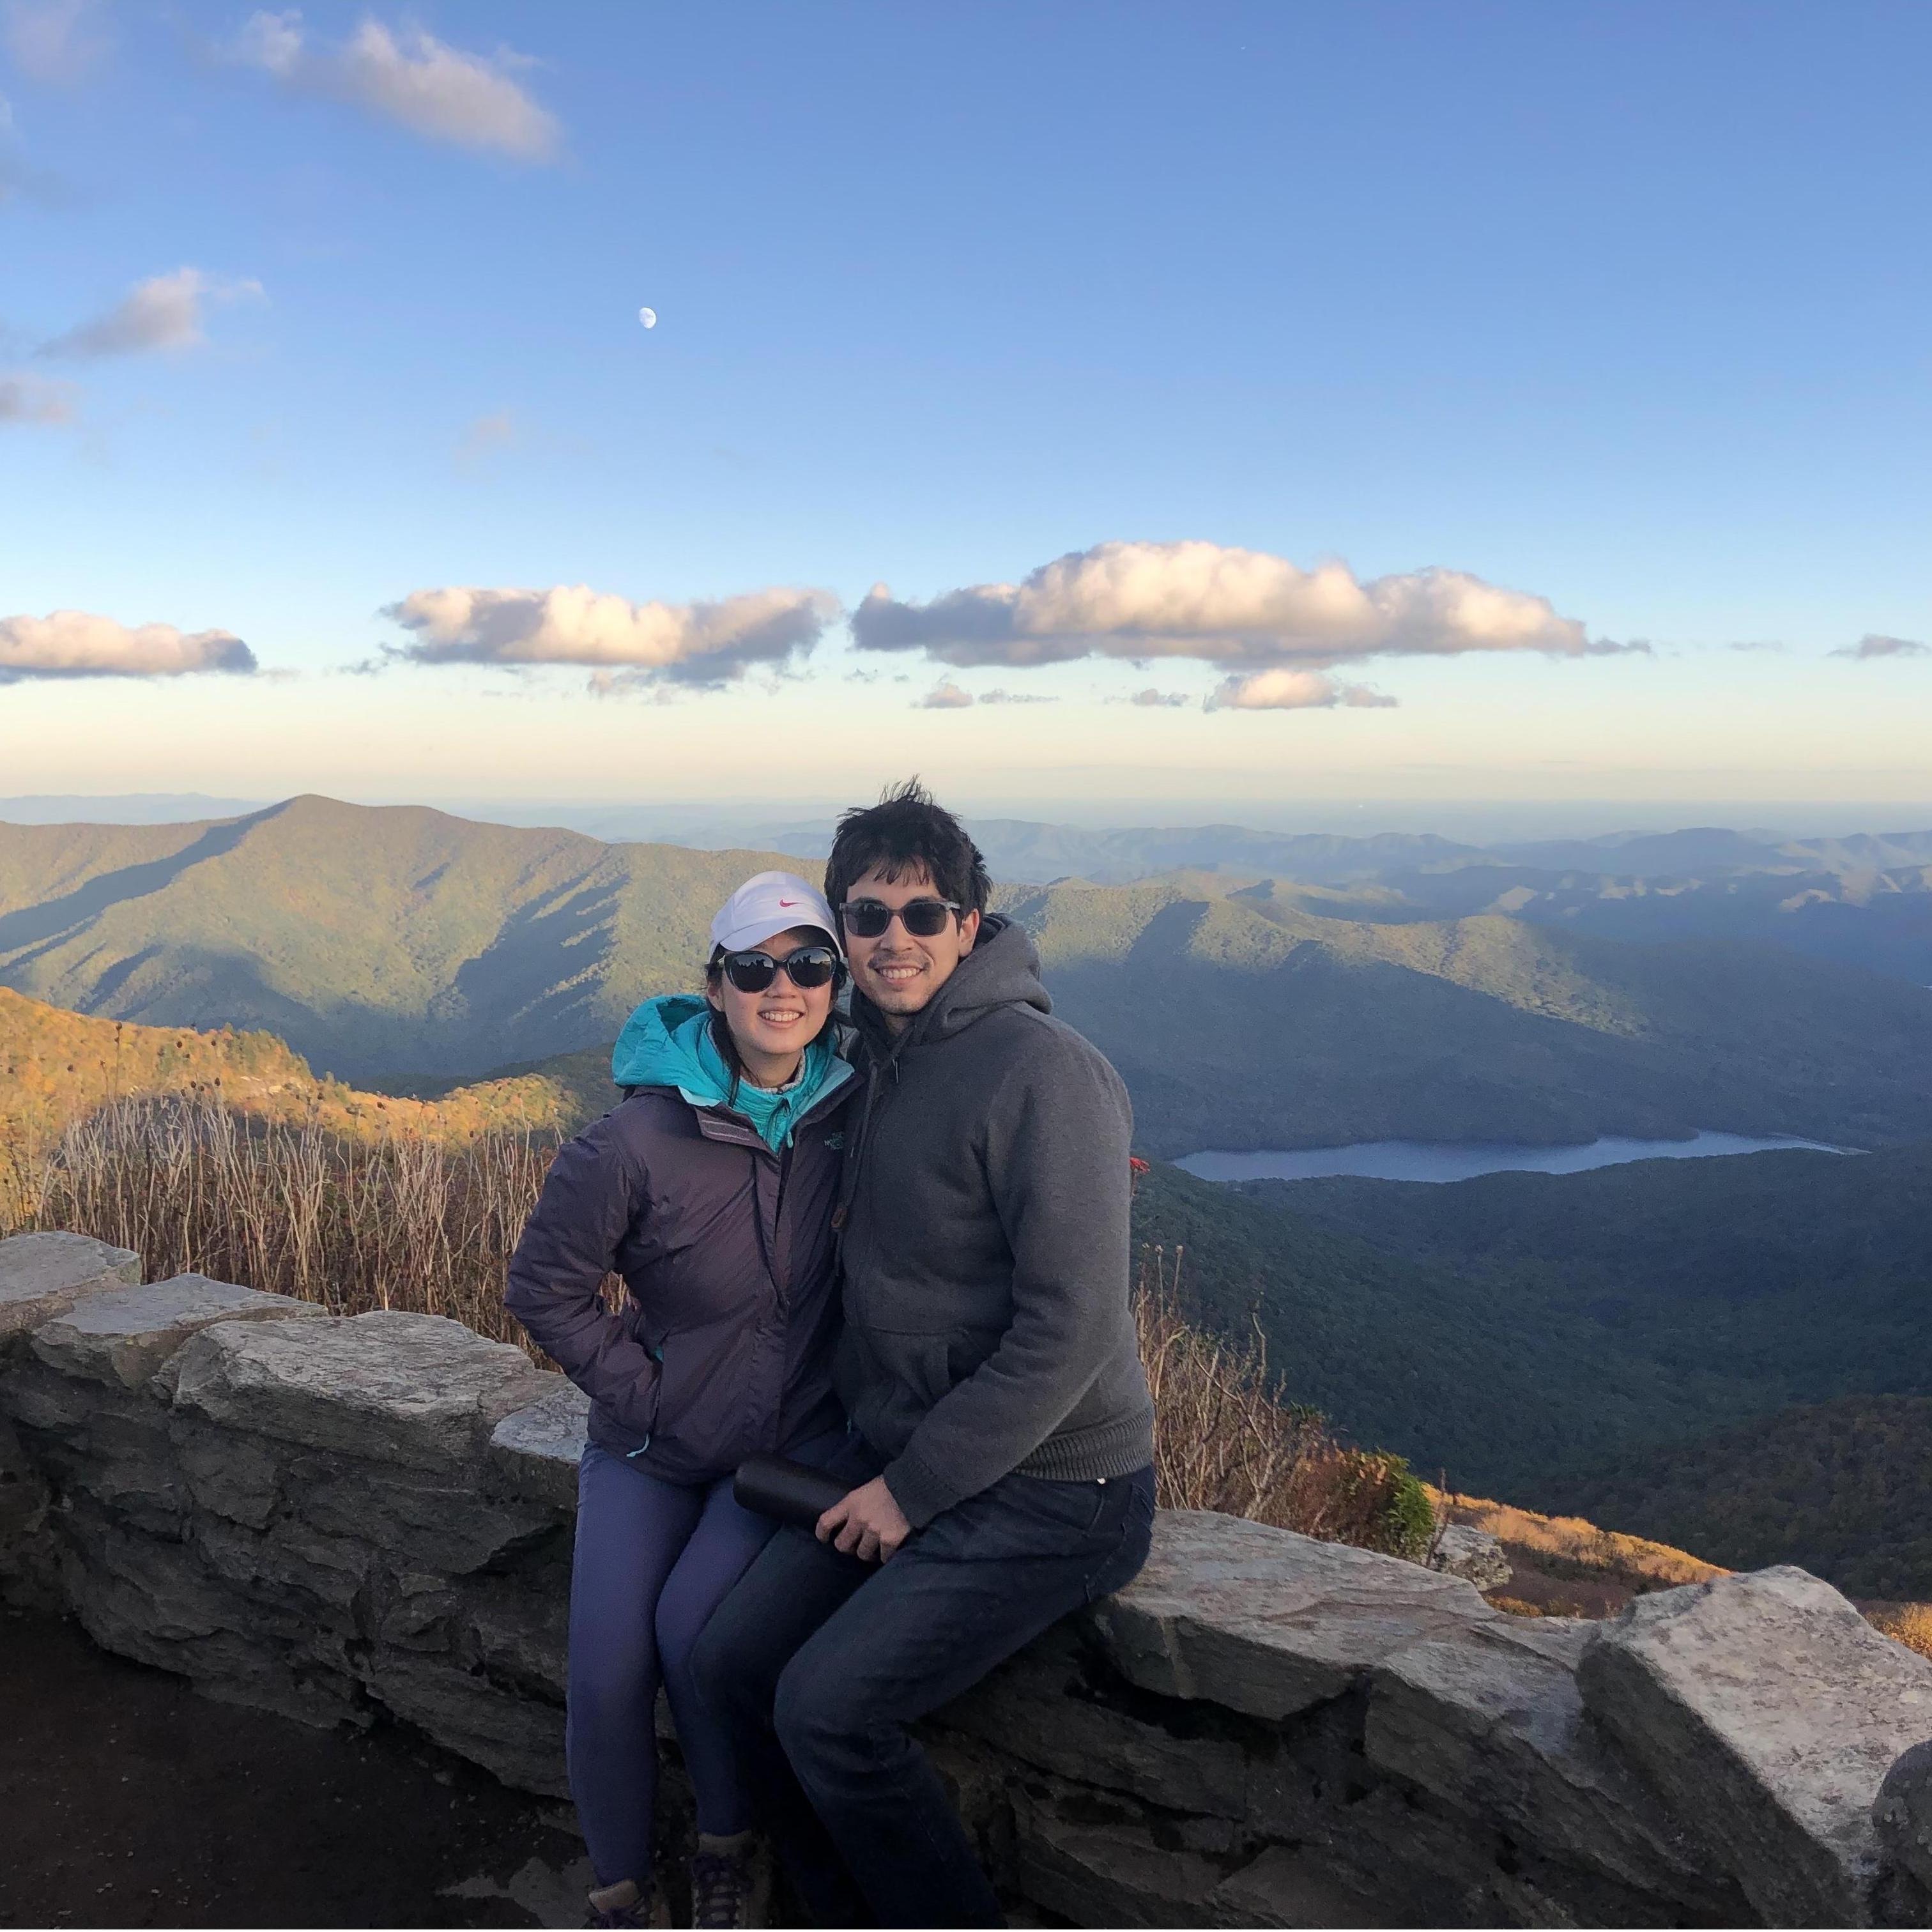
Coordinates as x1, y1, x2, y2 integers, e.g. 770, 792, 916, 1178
824, 777, 990, 923
704, 936, 841, 1101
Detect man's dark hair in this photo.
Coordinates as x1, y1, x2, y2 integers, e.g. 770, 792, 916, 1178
825, 778, 991, 924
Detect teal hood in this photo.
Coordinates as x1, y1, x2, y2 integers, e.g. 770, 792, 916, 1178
611, 994, 852, 1152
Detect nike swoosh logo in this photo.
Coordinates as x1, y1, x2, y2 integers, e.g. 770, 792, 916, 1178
779, 899, 800, 906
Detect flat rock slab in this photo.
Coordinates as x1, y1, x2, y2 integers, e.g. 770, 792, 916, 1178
32, 1274, 322, 1390
1088, 1508, 1496, 1721
1579, 1565, 1932, 1924
939, 1625, 1250, 1820
162, 1310, 551, 1468
488, 1376, 590, 1509
1367, 1617, 1728, 1905
0, 1232, 140, 1345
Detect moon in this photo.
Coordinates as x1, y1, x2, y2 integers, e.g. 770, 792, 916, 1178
638, 307, 657, 329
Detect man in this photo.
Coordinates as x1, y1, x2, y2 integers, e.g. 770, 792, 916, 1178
689, 780, 1156, 1928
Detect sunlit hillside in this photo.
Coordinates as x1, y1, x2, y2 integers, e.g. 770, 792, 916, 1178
0, 986, 590, 1150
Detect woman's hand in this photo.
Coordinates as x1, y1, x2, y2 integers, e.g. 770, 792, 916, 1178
816, 1476, 912, 1563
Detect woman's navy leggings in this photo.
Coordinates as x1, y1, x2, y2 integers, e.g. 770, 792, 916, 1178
568, 1444, 786, 1887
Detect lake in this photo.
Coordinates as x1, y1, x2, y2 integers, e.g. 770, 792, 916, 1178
1176, 1130, 1853, 1186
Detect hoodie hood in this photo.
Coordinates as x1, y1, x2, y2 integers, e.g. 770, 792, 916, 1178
611, 993, 852, 1151
852, 914, 1049, 1056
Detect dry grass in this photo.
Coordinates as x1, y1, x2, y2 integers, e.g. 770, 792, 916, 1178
5, 1100, 1432, 1557
1137, 1243, 1434, 1556
1866, 1603, 1932, 1659
1438, 1489, 1726, 1590
2, 1096, 553, 1350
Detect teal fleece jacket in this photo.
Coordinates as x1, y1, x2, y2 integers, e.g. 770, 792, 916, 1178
611, 994, 852, 1151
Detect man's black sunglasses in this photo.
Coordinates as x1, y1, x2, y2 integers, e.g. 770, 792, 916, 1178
839, 897, 963, 940
719, 946, 843, 993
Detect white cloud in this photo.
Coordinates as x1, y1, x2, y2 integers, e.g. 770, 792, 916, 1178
38, 267, 263, 358
1832, 634, 1928, 661
0, 609, 257, 680
977, 687, 1057, 705
232, 12, 560, 162
0, 370, 73, 421
454, 409, 516, 466
1129, 687, 1190, 707
1206, 668, 1398, 711
916, 680, 974, 709
854, 540, 1599, 671
3, 1, 109, 84
381, 583, 840, 687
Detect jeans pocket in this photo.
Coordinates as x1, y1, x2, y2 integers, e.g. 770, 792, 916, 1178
1082, 1471, 1156, 1602
1007, 1474, 1110, 1539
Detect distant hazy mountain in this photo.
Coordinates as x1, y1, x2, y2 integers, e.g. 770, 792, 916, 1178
7, 796, 1932, 1158
965, 820, 1483, 885
0, 793, 266, 825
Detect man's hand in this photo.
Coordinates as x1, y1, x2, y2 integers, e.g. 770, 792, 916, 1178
816, 1476, 912, 1563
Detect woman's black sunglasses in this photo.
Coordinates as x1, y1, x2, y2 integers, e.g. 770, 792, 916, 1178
719, 945, 842, 994
839, 897, 962, 940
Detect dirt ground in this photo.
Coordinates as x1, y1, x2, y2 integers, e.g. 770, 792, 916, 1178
0, 1612, 596, 1931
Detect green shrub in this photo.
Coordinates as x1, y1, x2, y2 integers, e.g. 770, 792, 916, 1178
1377, 1459, 1439, 1560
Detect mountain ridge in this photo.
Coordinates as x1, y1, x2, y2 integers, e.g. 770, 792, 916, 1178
7, 797, 1932, 1154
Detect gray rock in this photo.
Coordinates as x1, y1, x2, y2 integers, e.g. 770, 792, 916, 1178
1366, 1618, 1730, 1904
465, 1577, 571, 1705
0, 1232, 140, 1347
938, 1626, 1250, 1819
488, 1376, 590, 1509
1087, 1508, 1496, 1721
31, 1273, 321, 1389
0, 1355, 99, 1434
1297, 1779, 1515, 1924
1011, 1791, 1227, 1929
163, 1310, 551, 1468
193, 1512, 371, 1618
15, 1375, 187, 1531
1206, 1846, 1384, 1929
1580, 1565, 1932, 1924
1430, 1524, 1514, 1593
1878, 1741, 1932, 1899
362, 1652, 569, 1797
0, 1411, 57, 1608
298, 1453, 565, 1575
379, 1584, 461, 1653
172, 1420, 281, 1529
59, 1506, 364, 1726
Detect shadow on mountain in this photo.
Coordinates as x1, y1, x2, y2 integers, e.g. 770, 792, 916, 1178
0, 811, 265, 956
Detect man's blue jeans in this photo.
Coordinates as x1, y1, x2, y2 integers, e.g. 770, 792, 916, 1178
689, 1436, 1157, 1928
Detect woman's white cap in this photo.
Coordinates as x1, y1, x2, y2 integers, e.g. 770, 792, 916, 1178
710, 871, 842, 956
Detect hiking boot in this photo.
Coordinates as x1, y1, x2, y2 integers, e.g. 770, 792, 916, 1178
586, 1876, 670, 1929
689, 1830, 770, 1929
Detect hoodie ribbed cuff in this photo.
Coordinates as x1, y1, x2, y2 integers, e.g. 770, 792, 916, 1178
880, 1449, 956, 1530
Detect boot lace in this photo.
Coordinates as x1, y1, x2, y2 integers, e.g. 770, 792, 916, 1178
691, 1848, 752, 1930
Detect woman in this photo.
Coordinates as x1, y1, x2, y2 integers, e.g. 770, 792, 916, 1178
505, 871, 855, 1931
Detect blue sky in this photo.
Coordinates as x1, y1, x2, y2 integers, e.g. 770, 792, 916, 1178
3, 1, 1928, 815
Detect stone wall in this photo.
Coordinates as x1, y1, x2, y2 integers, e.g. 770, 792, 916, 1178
7, 1228, 1932, 1928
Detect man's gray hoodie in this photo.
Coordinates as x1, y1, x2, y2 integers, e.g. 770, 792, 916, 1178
835, 914, 1156, 1527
